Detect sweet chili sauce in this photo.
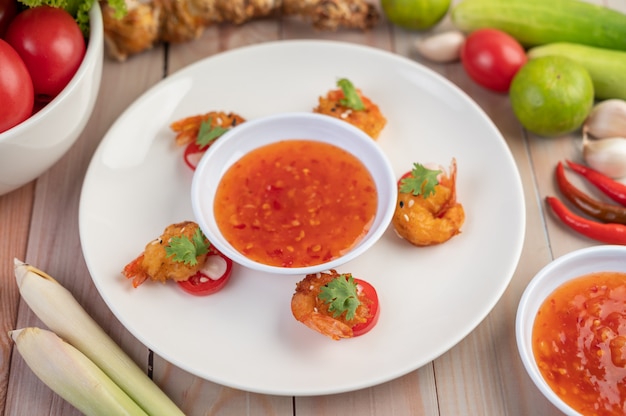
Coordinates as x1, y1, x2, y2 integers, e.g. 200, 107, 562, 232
533, 271, 626, 415
213, 139, 377, 268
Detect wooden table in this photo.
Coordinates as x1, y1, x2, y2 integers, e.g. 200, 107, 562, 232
2, 1, 624, 414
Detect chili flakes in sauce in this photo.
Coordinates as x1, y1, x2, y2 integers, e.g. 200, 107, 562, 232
213, 140, 377, 268
533, 271, 626, 415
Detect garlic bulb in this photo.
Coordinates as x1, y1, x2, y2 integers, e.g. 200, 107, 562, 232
582, 129, 626, 179
584, 99, 626, 140
414, 31, 465, 63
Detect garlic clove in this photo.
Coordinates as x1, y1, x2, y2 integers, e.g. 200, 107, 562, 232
414, 30, 465, 63
582, 132, 626, 179
583, 98, 626, 140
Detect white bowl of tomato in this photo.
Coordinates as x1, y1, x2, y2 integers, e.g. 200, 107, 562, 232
191, 112, 397, 276
516, 245, 626, 416
0, 0, 103, 196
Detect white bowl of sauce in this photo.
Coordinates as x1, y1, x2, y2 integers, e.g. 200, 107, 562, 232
516, 245, 626, 416
191, 112, 397, 275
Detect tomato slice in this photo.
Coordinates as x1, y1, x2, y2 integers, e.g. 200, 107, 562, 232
177, 249, 233, 296
397, 171, 411, 187
183, 141, 204, 171
351, 278, 380, 337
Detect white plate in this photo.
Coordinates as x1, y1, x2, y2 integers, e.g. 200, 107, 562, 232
79, 40, 525, 396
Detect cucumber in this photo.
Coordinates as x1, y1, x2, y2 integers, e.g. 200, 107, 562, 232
527, 43, 626, 101
451, 0, 626, 51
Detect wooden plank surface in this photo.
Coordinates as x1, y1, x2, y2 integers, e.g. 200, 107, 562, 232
3, 46, 166, 416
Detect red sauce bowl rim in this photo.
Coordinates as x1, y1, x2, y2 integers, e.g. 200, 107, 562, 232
190, 112, 397, 275
515, 244, 626, 415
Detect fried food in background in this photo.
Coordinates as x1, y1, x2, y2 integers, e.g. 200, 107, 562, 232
101, 0, 380, 61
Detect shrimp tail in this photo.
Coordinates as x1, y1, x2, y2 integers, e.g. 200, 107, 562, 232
299, 312, 354, 341
122, 254, 149, 288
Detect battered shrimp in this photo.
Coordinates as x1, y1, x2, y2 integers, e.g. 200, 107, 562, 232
313, 78, 386, 139
170, 111, 246, 146
123, 221, 209, 287
291, 269, 377, 340
392, 159, 465, 246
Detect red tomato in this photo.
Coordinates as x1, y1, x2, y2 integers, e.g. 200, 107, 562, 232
461, 28, 527, 93
0, 0, 17, 37
0, 39, 34, 134
351, 278, 380, 337
177, 249, 233, 296
5, 6, 85, 99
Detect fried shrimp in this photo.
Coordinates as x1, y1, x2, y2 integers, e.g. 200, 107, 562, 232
170, 111, 246, 146
123, 221, 209, 287
314, 79, 386, 139
291, 269, 378, 340
392, 159, 465, 246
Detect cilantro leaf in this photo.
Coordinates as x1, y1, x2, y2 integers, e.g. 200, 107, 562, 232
191, 228, 209, 257
318, 274, 361, 321
165, 228, 210, 266
197, 118, 229, 148
337, 78, 365, 111
399, 163, 441, 198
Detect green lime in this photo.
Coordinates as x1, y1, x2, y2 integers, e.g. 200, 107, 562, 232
509, 56, 594, 137
381, 0, 451, 30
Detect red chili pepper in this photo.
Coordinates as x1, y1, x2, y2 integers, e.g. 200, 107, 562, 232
546, 196, 626, 245
555, 162, 626, 224
566, 160, 626, 207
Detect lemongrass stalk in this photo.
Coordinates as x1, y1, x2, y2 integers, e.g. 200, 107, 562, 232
14, 259, 185, 416
10, 327, 149, 416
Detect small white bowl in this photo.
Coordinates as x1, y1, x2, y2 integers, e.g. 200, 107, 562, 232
0, 2, 103, 196
191, 112, 397, 275
516, 245, 626, 415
